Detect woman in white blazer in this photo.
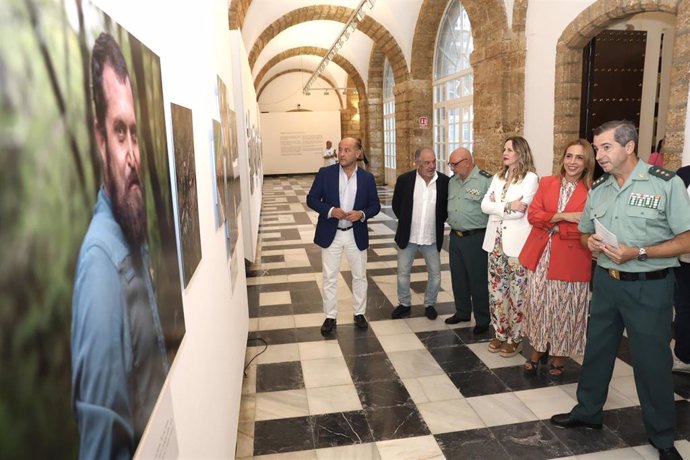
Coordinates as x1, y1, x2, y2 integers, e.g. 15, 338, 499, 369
481, 136, 539, 357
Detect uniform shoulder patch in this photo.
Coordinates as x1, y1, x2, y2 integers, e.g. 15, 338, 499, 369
648, 165, 676, 181
479, 169, 493, 178
591, 173, 610, 189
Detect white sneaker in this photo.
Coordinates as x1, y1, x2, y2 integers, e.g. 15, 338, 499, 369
672, 355, 690, 374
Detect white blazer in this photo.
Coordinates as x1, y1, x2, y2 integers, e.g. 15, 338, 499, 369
481, 171, 539, 257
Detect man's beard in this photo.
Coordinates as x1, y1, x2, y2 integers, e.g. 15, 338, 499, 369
106, 148, 147, 249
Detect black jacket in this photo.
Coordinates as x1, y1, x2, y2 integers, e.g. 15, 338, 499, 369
677, 165, 690, 188
392, 169, 449, 252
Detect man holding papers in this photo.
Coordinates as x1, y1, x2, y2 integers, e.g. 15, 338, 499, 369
550, 120, 690, 460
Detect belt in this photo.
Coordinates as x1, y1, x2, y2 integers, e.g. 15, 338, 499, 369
337, 226, 353, 231
453, 228, 485, 237
600, 266, 668, 281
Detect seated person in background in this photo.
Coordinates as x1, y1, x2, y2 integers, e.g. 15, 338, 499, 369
322, 140, 337, 166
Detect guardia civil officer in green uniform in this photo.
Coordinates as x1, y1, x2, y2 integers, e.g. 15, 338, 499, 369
445, 147, 493, 333
550, 120, 690, 460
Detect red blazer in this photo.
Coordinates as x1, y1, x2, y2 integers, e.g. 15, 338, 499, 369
519, 175, 591, 282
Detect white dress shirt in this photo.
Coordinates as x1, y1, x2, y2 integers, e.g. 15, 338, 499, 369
337, 166, 358, 229
409, 172, 438, 246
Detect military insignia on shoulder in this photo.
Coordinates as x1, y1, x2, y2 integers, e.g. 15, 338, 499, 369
592, 173, 610, 189
479, 169, 493, 178
648, 165, 676, 181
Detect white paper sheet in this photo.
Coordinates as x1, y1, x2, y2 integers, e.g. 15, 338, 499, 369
594, 218, 619, 249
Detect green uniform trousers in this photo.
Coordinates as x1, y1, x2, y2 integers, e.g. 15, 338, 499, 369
572, 266, 676, 448
449, 230, 490, 327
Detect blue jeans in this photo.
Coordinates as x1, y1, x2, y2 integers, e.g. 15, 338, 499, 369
397, 242, 441, 307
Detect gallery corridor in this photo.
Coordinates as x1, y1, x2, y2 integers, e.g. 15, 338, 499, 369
236, 175, 690, 459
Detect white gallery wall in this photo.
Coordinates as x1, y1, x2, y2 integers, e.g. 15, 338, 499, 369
93, 0, 251, 457
259, 72, 344, 113
230, 30, 264, 262
261, 111, 342, 175
523, 0, 596, 177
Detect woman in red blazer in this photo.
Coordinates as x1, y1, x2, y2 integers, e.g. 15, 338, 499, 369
518, 139, 595, 378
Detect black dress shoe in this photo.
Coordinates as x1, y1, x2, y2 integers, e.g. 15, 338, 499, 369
425, 306, 438, 320
550, 413, 602, 429
445, 315, 471, 324
649, 439, 683, 460
320, 318, 336, 335
657, 446, 682, 460
473, 324, 490, 334
354, 314, 368, 330
391, 305, 411, 319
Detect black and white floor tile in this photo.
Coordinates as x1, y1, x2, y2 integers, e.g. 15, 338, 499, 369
236, 174, 690, 459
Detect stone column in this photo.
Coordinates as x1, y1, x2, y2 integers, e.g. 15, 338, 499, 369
394, 79, 433, 176
470, 37, 526, 173
363, 95, 384, 184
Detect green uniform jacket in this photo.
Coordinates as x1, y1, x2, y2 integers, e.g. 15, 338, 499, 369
447, 165, 492, 231
578, 160, 690, 271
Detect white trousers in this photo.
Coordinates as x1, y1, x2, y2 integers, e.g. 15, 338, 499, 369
321, 229, 368, 318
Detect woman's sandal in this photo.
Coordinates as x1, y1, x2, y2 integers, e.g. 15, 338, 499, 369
548, 363, 565, 379
523, 360, 539, 374
488, 338, 504, 353
523, 351, 549, 374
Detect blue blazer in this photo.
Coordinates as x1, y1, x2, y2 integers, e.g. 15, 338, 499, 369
307, 164, 381, 250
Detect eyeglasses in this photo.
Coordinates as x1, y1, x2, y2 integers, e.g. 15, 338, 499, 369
448, 158, 468, 167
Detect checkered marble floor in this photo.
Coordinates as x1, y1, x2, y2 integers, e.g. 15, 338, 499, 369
236, 175, 690, 460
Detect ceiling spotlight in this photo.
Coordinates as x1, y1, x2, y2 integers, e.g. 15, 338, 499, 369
304, 91, 311, 96
302, 0, 370, 94
324, 91, 330, 96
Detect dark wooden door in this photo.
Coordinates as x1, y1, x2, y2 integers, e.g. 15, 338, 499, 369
580, 30, 647, 177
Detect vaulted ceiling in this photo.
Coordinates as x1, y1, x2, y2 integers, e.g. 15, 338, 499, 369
229, 0, 425, 97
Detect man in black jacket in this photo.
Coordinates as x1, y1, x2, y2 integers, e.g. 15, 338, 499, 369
391, 147, 449, 320
674, 164, 690, 374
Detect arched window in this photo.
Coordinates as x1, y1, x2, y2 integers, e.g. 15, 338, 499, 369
383, 58, 396, 171
433, 0, 473, 174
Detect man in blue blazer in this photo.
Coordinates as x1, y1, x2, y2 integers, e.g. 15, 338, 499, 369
307, 137, 381, 334
390, 147, 449, 320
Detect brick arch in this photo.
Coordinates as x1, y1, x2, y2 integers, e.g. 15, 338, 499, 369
247, 5, 409, 85
408, 0, 519, 172
228, 0, 252, 30
363, 46, 386, 183
553, 0, 688, 171
410, 0, 508, 81
257, 69, 344, 108
253, 46, 366, 101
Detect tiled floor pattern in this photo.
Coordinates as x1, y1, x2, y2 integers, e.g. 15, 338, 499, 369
237, 174, 690, 459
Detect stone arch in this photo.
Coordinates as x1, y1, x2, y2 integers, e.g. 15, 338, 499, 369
364, 46, 386, 183
228, 0, 252, 30
253, 46, 366, 100
257, 69, 344, 108
408, 0, 518, 172
553, 0, 688, 171
411, 0, 509, 81
247, 5, 409, 85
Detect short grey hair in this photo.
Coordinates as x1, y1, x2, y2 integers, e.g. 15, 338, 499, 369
415, 147, 434, 163
593, 120, 638, 154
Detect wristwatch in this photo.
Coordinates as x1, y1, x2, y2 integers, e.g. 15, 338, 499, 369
637, 247, 648, 262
